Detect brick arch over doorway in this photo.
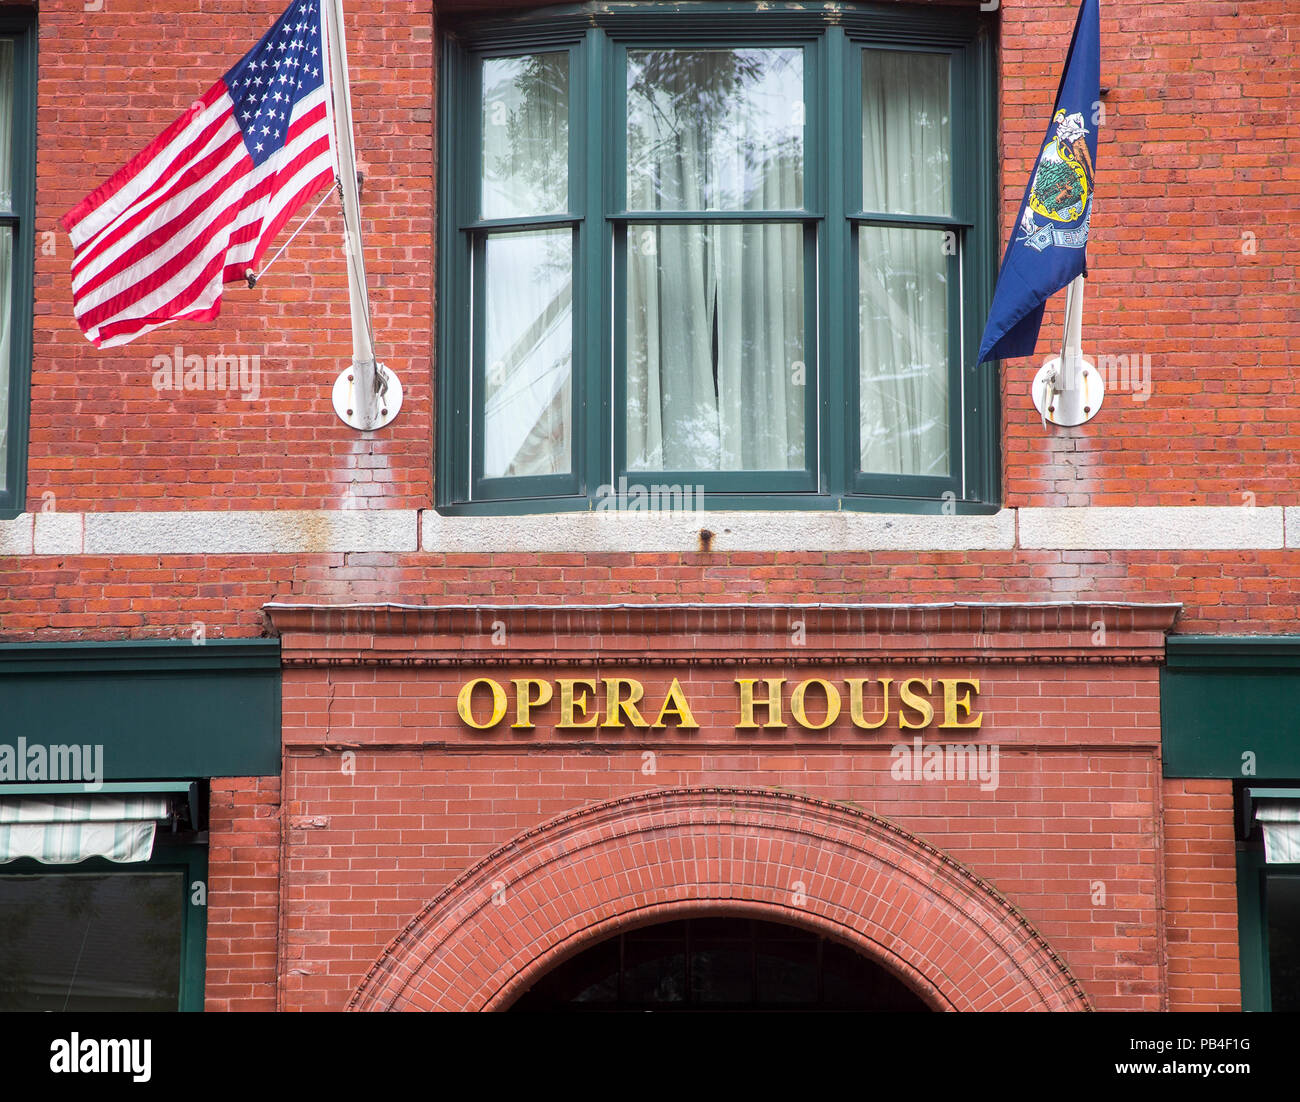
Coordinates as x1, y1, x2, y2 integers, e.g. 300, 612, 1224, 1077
348, 786, 1091, 1012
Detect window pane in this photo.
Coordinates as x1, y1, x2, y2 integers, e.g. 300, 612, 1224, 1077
862, 50, 950, 217
756, 926, 819, 1004
627, 222, 805, 472
481, 53, 568, 219
1268, 874, 1300, 1012
627, 48, 803, 212
690, 918, 752, 1004
0, 40, 12, 212
0, 229, 11, 494
859, 225, 949, 477
482, 229, 572, 480
622, 920, 687, 1004
0, 871, 183, 1011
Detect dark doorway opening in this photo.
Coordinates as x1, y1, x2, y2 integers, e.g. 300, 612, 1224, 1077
510, 916, 933, 1012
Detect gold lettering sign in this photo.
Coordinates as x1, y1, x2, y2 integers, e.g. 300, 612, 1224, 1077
455, 675, 981, 733
457, 678, 508, 730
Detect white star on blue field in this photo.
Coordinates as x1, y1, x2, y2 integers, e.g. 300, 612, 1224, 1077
223, 2, 324, 166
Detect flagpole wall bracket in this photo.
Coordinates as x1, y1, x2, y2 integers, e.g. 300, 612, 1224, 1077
332, 362, 402, 431
1032, 356, 1104, 428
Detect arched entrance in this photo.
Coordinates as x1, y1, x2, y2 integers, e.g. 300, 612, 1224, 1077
509, 915, 933, 1012
349, 787, 1089, 1012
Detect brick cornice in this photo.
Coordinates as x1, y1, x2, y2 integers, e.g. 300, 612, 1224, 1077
265, 600, 1181, 666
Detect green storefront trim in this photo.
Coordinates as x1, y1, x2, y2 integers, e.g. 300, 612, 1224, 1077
1163, 636, 1300, 1011
1161, 635, 1300, 780
1236, 846, 1300, 1014
0, 639, 281, 780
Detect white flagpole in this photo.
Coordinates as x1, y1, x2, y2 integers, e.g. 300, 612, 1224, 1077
1032, 273, 1102, 427
1060, 273, 1084, 384
323, 0, 401, 431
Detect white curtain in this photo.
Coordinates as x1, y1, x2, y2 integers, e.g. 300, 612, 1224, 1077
479, 54, 572, 480
482, 229, 572, 479
626, 49, 805, 472
859, 50, 952, 477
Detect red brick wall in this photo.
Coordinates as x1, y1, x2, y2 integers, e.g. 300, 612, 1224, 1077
282, 747, 1168, 1009
1162, 778, 1241, 1012
37, 0, 435, 512
206, 775, 282, 1012
2, 549, 1299, 640
23, 0, 1300, 513
15, 0, 1293, 1013
273, 638, 1171, 1010
1001, 0, 1300, 508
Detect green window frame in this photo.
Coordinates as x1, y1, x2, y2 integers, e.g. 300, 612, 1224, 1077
0, 12, 34, 520
1237, 787, 1300, 1013
437, 2, 998, 515
1237, 848, 1300, 1013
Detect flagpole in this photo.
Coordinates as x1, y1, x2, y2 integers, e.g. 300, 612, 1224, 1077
323, 0, 401, 431
1031, 273, 1103, 427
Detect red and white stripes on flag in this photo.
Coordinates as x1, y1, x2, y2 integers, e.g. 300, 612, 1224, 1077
61, 0, 335, 349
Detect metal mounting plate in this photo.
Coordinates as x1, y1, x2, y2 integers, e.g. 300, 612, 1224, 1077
1032, 356, 1104, 427
332, 363, 402, 431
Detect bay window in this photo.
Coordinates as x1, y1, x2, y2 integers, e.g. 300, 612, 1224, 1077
438, 2, 997, 513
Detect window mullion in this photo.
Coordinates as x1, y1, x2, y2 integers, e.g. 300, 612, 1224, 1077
823, 25, 848, 500
584, 27, 611, 502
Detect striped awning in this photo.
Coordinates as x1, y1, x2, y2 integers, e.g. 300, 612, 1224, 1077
0, 797, 171, 864
1255, 799, 1300, 864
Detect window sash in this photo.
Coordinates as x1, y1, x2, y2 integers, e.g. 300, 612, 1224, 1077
844, 42, 969, 499
0, 18, 32, 521
471, 225, 582, 498
438, 5, 998, 513
612, 218, 819, 491
465, 44, 586, 500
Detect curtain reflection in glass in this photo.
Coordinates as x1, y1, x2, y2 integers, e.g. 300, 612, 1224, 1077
483, 229, 572, 480
859, 225, 948, 476
627, 48, 803, 212
481, 53, 568, 219
862, 50, 950, 216
628, 222, 804, 472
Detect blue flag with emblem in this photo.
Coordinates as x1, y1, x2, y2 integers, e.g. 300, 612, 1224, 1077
977, 0, 1100, 364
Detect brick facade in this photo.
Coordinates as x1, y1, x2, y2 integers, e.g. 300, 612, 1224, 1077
4, 0, 1295, 1012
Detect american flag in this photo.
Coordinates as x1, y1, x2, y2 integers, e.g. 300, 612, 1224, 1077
62, 0, 336, 348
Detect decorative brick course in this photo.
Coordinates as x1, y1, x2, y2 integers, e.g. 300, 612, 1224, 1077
349, 787, 1091, 1012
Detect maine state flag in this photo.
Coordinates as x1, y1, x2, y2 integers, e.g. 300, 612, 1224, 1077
977, 0, 1100, 364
